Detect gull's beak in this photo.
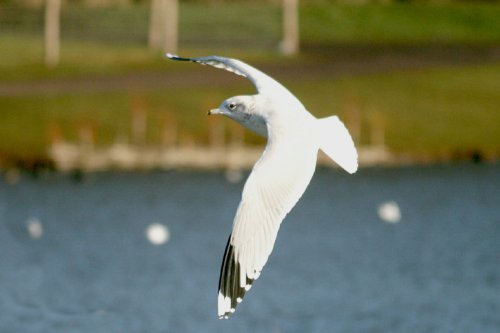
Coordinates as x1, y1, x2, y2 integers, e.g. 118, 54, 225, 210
208, 108, 223, 115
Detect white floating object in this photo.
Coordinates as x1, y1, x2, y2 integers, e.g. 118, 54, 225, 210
5, 169, 20, 185
225, 169, 243, 183
146, 223, 170, 245
378, 201, 401, 223
26, 217, 43, 239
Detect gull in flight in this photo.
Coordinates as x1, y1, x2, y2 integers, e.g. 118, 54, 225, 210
167, 54, 358, 319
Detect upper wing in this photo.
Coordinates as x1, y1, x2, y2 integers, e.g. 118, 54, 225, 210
166, 54, 300, 103
218, 140, 318, 318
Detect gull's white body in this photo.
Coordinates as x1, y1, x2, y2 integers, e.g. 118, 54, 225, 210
167, 54, 358, 319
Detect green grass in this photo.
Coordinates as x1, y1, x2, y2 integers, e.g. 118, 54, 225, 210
289, 64, 500, 155
1, 2, 499, 164
301, 3, 500, 44
1, 2, 500, 80
0, 86, 243, 159
1, 63, 499, 161
0, 34, 169, 81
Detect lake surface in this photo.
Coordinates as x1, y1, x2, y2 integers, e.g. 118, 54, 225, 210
0, 164, 498, 333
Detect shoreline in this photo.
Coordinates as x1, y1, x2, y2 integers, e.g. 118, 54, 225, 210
48, 142, 397, 172
1, 142, 495, 178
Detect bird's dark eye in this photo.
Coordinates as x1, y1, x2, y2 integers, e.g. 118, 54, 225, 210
228, 103, 237, 110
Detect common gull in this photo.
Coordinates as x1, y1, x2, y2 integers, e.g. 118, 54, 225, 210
167, 54, 358, 319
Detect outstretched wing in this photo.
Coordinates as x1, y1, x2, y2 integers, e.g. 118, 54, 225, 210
218, 139, 318, 318
166, 53, 300, 104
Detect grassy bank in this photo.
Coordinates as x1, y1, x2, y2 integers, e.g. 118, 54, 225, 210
301, 3, 500, 45
1, 63, 498, 162
1, 2, 499, 166
291, 64, 500, 156
1, 2, 500, 79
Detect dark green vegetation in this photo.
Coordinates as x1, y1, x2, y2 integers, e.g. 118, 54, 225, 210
1, 2, 499, 166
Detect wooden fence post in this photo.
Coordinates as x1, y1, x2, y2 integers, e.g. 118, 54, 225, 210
132, 97, 147, 146
149, 0, 178, 52
163, 0, 178, 53
281, 0, 299, 55
148, 0, 163, 49
370, 112, 385, 147
44, 0, 61, 67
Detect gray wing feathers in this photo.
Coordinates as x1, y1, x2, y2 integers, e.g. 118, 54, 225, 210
167, 54, 247, 77
166, 53, 296, 100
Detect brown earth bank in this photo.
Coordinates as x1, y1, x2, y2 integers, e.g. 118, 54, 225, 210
1, 43, 499, 96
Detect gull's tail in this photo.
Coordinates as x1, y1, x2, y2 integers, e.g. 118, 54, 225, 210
317, 116, 358, 174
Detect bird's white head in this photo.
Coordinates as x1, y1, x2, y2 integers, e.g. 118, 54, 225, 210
209, 95, 267, 137
208, 95, 255, 118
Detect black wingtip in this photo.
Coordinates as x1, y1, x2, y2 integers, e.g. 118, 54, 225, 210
165, 53, 191, 61
218, 236, 255, 319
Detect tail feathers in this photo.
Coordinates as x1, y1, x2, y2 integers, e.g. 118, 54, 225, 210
317, 116, 358, 174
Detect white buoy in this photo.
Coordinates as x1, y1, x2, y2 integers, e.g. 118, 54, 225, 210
5, 169, 20, 185
146, 223, 170, 245
225, 169, 243, 183
26, 217, 43, 239
377, 201, 401, 223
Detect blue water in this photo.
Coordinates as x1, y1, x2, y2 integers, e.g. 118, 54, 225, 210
0, 164, 498, 333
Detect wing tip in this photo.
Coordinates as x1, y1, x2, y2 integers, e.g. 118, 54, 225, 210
165, 52, 177, 59
218, 292, 235, 319
165, 53, 190, 61
218, 237, 258, 319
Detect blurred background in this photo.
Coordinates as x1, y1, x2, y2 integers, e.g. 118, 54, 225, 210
0, 0, 499, 332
